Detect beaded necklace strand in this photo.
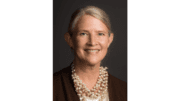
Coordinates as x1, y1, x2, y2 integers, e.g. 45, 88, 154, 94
71, 64, 108, 101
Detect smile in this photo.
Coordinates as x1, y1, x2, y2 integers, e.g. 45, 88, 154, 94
85, 50, 100, 52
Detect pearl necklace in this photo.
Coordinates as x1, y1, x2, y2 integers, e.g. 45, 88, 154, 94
71, 64, 108, 101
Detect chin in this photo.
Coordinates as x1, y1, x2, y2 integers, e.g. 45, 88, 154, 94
85, 58, 101, 66
75, 55, 104, 66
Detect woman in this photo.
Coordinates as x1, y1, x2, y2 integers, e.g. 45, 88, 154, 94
53, 6, 127, 101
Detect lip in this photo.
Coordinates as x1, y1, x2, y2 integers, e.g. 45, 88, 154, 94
84, 49, 100, 52
85, 49, 100, 51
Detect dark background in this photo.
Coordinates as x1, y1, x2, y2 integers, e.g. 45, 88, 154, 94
53, 0, 127, 82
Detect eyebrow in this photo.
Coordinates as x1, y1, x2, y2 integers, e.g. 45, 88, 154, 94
78, 30, 107, 33
78, 30, 89, 32
97, 31, 107, 33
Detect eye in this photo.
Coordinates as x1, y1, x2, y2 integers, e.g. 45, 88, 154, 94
79, 33, 87, 36
98, 33, 105, 36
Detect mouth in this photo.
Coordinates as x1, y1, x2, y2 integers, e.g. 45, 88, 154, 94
84, 49, 100, 52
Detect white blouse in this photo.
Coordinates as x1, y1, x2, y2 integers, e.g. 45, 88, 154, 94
83, 91, 109, 101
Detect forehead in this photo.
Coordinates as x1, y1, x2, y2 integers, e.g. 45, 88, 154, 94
75, 15, 109, 32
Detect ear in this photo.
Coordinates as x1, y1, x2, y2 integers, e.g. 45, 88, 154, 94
64, 32, 74, 48
108, 33, 114, 47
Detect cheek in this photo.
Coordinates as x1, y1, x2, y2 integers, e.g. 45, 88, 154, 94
100, 39, 109, 49
73, 38, 86, 49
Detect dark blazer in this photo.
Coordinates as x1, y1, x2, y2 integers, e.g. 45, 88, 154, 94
53, 65, 127, 101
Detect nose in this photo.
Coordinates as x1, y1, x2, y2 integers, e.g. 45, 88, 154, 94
87, 34, 97, 46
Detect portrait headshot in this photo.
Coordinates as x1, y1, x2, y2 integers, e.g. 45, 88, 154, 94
2, 0, 179, 101
53, 0, 127, 101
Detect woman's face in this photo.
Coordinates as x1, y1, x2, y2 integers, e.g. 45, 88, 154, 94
71, 15, 113, 66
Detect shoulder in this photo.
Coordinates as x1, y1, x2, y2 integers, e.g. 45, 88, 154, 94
53, 66, 72, 97
108, 73, 127, 88
53, 66, 71, 81
108, 73, 127, 100
53, 66, 75, 101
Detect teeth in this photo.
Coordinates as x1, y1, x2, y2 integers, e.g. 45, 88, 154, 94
87, 50, 98, 52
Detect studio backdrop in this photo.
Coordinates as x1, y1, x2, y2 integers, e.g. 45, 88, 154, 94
53, 0, 127, 82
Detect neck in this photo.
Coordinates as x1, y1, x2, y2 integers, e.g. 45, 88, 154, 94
73, 59, 100, 84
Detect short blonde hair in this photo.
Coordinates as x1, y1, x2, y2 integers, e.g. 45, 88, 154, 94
68, 6, 112, 36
